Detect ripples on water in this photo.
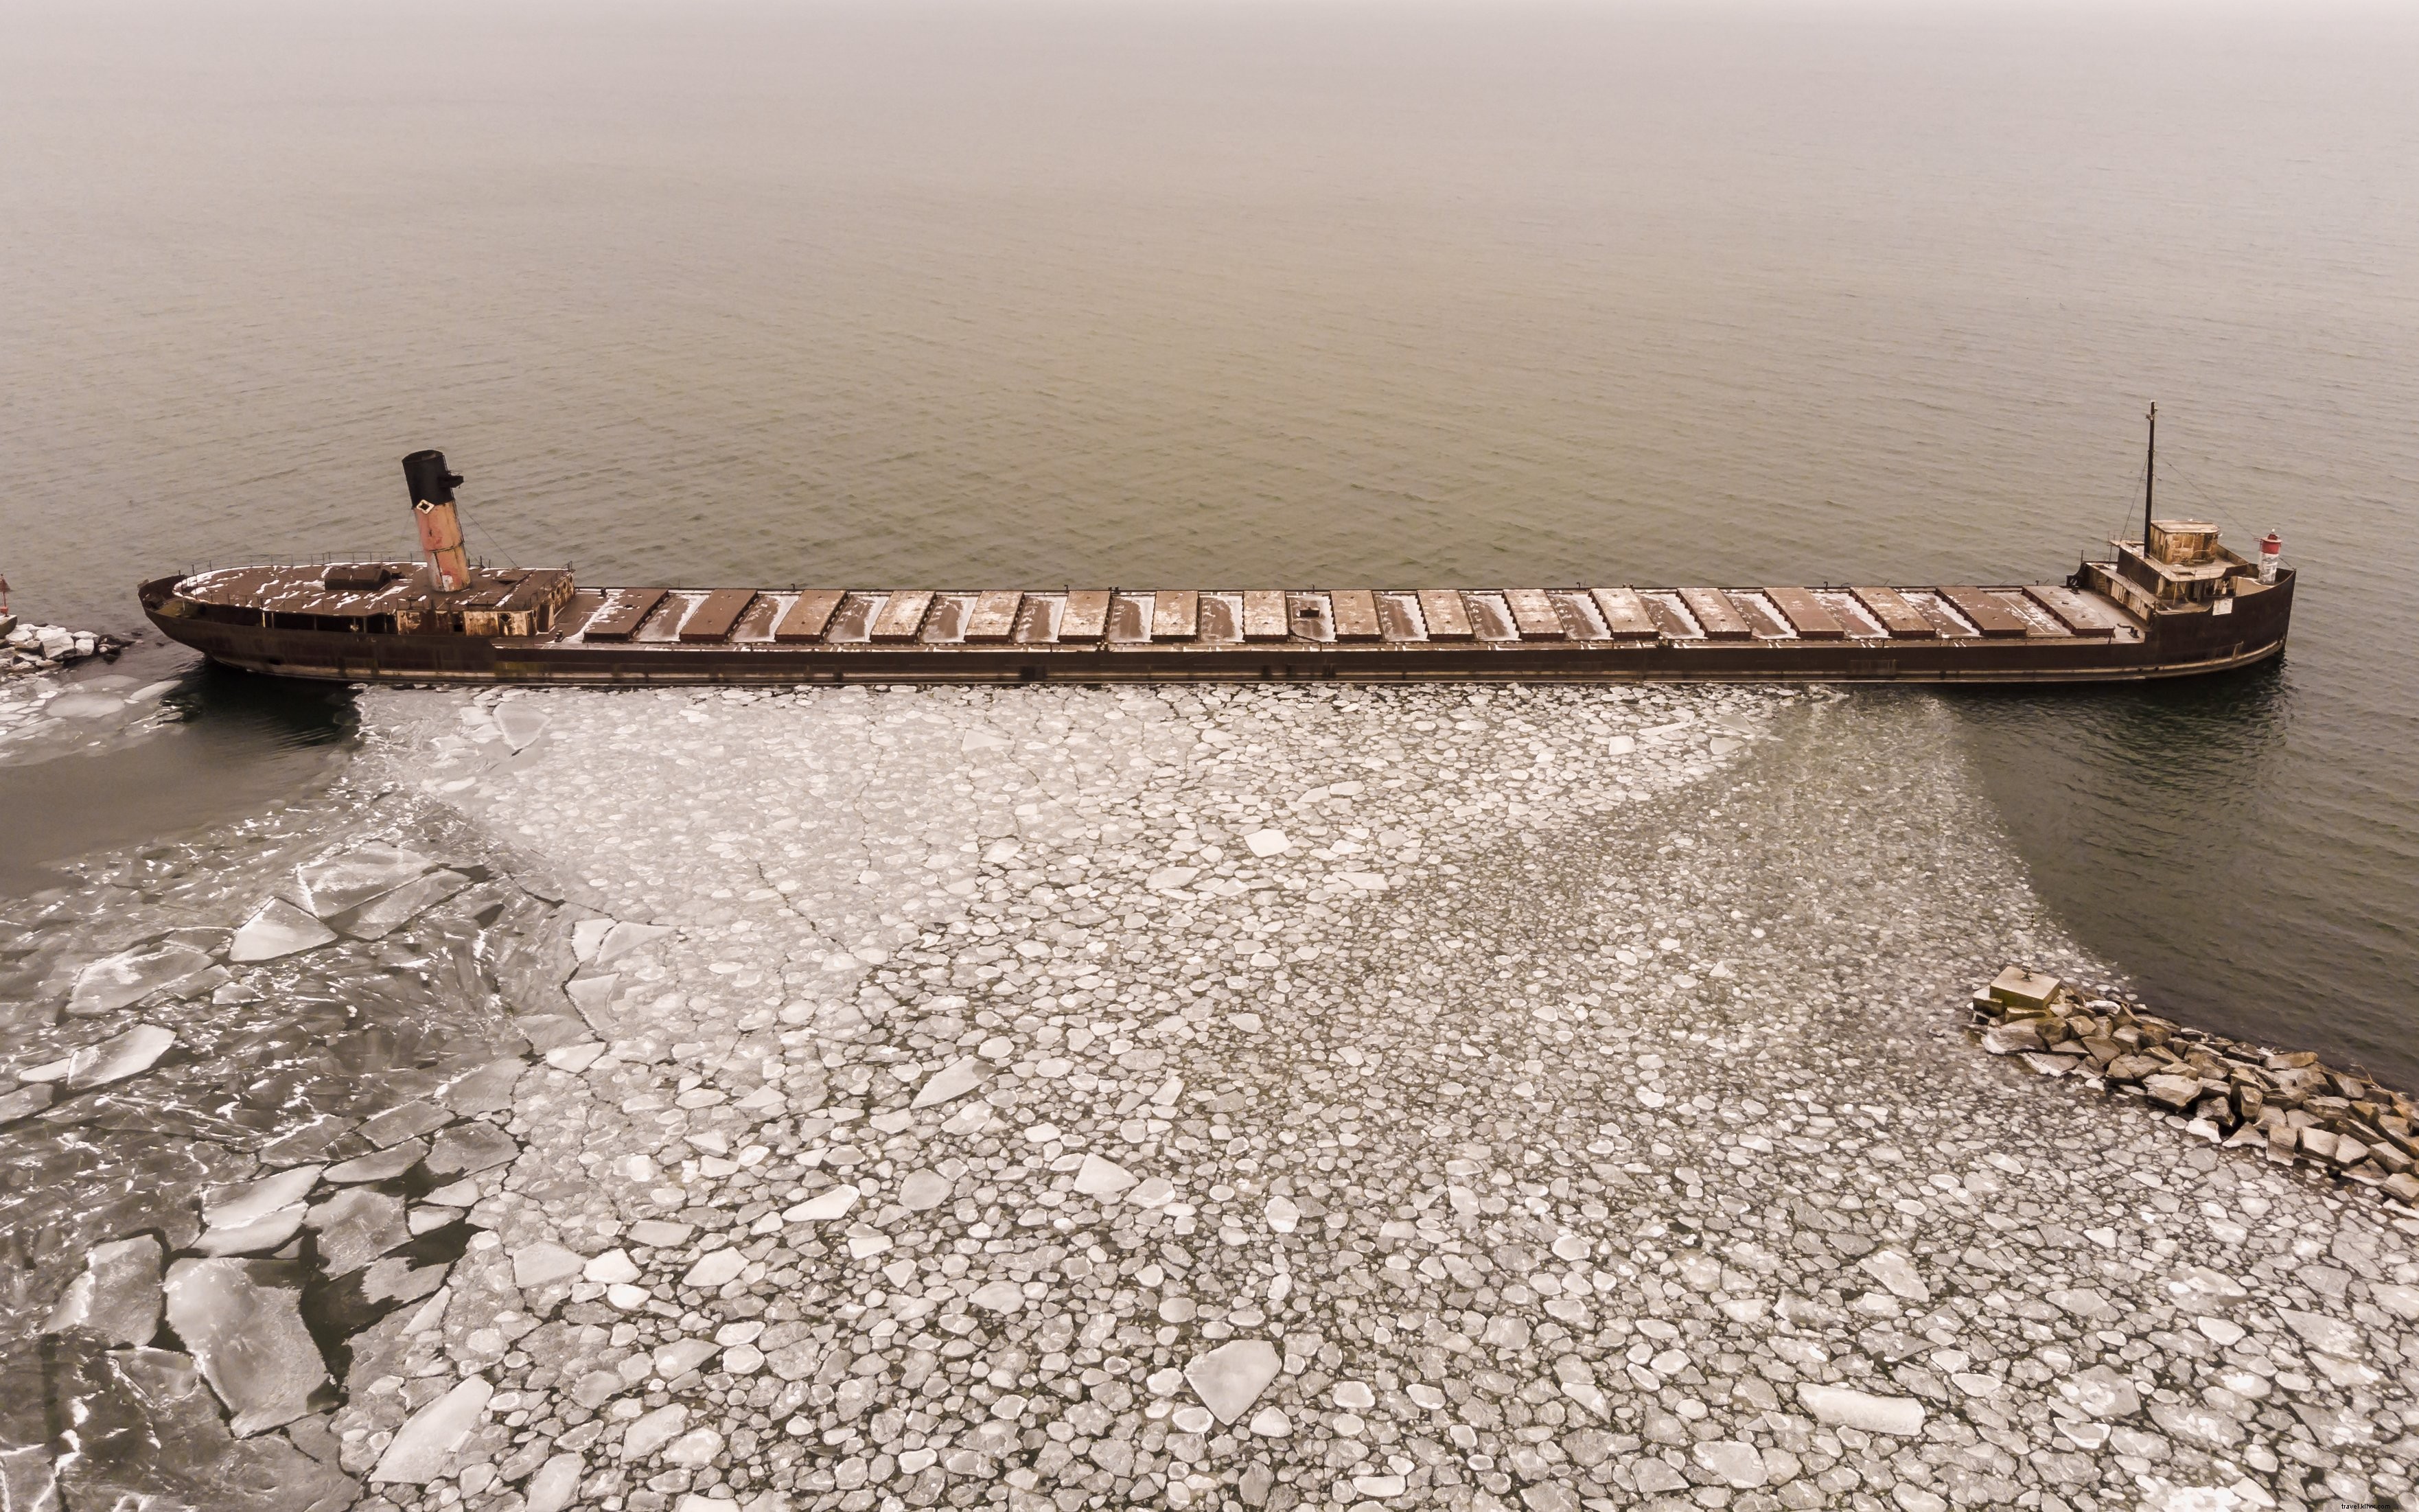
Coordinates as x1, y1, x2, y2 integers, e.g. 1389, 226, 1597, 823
3, 2, 2414, 1073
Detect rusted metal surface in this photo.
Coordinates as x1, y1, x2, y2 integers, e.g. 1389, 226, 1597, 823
1589, 588, 1657, 640
824, 593, 885, 643
1728, 592, 1796, 640
323, 561, 404, 591
871, 590, 935, 642
1504, 589, 1565, 640
1813, 590, 1888, 638
1640, 593, 1701, 640
1764, 586, 1846, 640
147, 491, 2289, 690
1903, 591, 1979, 639
1550, 591, 1610, 640
173, 563, 510, 620
1287, 593, 1336, 642
1243, 591, 1289, 641
2026, 584, 2123, 638
1330, 589, 1382, 642
1993, 590, 2072, 638
582, 588, 668, 642
1153, 590, 1199, 641
679, 588, 759, 643
1417, 590, 1474, 641
143, 564, 2293, 686
1199, 592, 1244, 642
632, 591, 697, 642
1464, 592, 1520, 641
965, 590, 1022, 642
1938, 586, 2031, 639
1849, 585, 1937, 639
1012, 594, 1065, 643
774, 590, 845, 642
730, 591, 783, 642
1678, 588, 1750, 641
921, 593, 973, 643
556, 589, 609, 637
1109, 592, 1154, 642
1060, 591, 1112, 641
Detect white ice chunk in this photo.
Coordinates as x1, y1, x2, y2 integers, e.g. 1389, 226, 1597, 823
347, 870, 470, 939
45, 693, 122, 719
297, 844, 434, 917
1858, 1250, 1930, 1302
1798, 1384, 1926, 1435
912, 1056, 988, 1109
526, 1452, 585, 1512
229, 899, 338, 963
572, 918, 614, 964
496, 703, 549, 751
1072, 1154, 1138, 1196
67, 942, 215, 1016
165, 1258, 330, 1436
511, 1242, 588, 1288
594, 921, 671, 966
1186, 1339, 1282, 1424
373, 1377, 494, 1483
44, 1235, 164, 1347
784, 1185, 860, 1222
66, 1023, 177, 1089
204, 1165, 325, 1230
194, 1207, 307, 1257
1244, 829, 1291, 858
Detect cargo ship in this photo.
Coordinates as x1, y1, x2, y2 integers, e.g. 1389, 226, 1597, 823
140, 428, 2293, 687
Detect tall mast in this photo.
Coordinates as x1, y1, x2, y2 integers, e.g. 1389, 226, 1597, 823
2142, 402, 2157, 555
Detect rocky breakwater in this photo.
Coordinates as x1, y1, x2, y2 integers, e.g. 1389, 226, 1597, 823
3, 615, 126, 677
1973, 966, 2419, 1208
0, 615, 170, 764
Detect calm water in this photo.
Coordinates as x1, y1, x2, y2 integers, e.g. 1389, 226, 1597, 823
5, 3, 2415, 1071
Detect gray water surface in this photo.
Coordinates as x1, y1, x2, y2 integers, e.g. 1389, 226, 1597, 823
5, 1, 2414, 1073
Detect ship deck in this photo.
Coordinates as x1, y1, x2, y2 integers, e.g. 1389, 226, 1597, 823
537, 581, 2144, 651
145, 563, 2296, 686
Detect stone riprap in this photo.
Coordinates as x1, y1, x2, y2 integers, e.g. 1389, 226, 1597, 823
2, 617, 121, 677
1971, 967, 2419, 1207
4, 680, 2417, 1512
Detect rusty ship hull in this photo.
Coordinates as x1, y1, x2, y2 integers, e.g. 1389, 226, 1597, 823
139, 568, 2293, 686
137, 445, 2297, 688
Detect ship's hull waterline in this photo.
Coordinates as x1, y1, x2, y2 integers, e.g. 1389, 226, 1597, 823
139, 571, 2293, 687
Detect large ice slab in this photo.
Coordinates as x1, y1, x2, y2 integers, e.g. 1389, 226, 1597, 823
227, 898, 337, 962
296, 843, 435, 916
163, 1259, 329, 1435
67, 942, 214, 1015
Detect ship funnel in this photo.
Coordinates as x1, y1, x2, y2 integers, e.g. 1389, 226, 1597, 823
402, 449, 472, 593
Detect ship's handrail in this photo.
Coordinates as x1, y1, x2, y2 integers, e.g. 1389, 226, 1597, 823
174, 553, 552, 576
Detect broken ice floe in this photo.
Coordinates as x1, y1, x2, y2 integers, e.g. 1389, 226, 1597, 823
13, 677, 2416, 1512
